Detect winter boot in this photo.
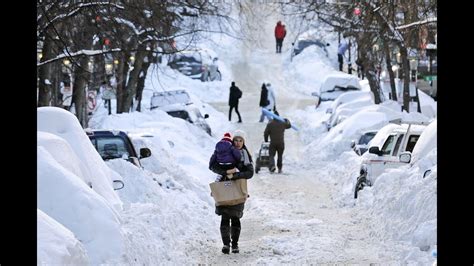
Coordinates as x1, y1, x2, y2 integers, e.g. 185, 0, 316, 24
231, 226, 241, 253
222, 245, 230, 254
220, 226, 231, 254
231, 245, 239, 253
270, 165, 276, 173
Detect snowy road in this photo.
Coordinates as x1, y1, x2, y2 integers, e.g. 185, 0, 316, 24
192, 48, 405, 263
189, 3, 408, 263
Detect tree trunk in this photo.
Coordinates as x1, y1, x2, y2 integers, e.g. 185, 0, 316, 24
136, 51, 153, 112
123, 46, 147, 112
38, 36, 55, 107
115, 51, 130, 114
400, 46, 410, 112
383, 42, 397, 101
72, 56, 90, 127
357, 35, 382, 104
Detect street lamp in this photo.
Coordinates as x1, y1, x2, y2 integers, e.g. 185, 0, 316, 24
372, 44, 379, 53
105, 63, 113, 75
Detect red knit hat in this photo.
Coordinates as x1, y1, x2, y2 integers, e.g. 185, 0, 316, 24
222, 132, 232, 142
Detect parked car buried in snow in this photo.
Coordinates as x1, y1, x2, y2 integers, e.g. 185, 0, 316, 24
351, 130, 378, 156
291, 29, 330, 61
168, 48, 222, 82
312, 72, 361, 102
150, 90, 212, 136
86, 129, 152, 168
353, 119, 429, 198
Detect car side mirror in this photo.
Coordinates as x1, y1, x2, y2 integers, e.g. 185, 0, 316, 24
204, 114, 209, 119
113, 180, 124, 190
368, 146, 382, 156
140, 148, 151, 159
399, 152, 411, 163
351, 140, 356, 149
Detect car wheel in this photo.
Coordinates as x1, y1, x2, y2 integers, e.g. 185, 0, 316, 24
354, 175, 367, 199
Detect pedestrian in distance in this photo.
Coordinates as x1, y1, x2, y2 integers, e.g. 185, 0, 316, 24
259, 82, 276, 122
337, 36, 349, 72
209, 130, 254, 254
259, 83, 269, 122
264, 111, 291, 173
274, 21, 287, 53
228, 81, 243, 123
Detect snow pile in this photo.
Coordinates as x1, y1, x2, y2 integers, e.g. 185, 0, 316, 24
87, 86, 230, 263
285, 45, 336, 96
37, 107, 123, 211
37, 209, 89, 265
37, 145, 123, 264
357, 150, 437, 261
103, 159, 219, 264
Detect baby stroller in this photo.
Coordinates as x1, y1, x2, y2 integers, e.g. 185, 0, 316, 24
255, 142, 271, 173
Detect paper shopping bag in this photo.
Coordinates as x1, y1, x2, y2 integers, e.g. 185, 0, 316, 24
209, 178, 248, 206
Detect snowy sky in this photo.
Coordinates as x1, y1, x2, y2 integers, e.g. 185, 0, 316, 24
37, 3, 437, 265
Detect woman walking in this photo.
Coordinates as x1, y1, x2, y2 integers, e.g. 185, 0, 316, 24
209, 130, 254, 254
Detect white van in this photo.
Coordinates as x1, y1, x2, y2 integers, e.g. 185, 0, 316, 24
354, 119, 429, 198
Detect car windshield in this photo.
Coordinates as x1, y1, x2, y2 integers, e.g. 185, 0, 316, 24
92, 137, 130, 160
167, 110, 191, 122
359, 132, 376, 145
297, 40, 323, 50
170, 52, 201, 64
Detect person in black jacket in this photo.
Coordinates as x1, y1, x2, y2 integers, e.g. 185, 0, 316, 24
228, 81, 243, 123
264, 111, 291, 173
209, 130, 254, 254
259, 83, 270, 122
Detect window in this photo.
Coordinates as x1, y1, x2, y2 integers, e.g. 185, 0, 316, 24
359, 132, 376, 145
392, 134, 405, 156
167, 110, 191, 122
96, 137, 129, 160
405, 135, 420, 152
381, 135, 397, 155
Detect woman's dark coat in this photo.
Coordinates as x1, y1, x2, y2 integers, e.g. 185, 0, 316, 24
209, 148, 254, 218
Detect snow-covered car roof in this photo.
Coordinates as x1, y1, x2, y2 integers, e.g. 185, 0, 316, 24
295, 28, 325, 43
320, 72, 361, 93
150, 90, 191, 109
368, 123, 427, 149
329, 90, 374, 112
171, 48, 218, 65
